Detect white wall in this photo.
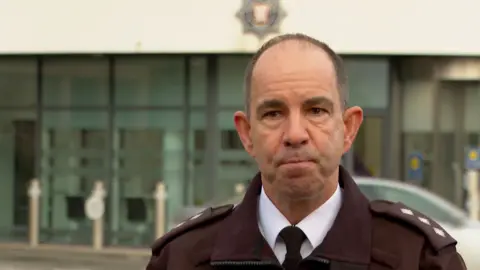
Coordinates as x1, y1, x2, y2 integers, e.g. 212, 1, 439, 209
1, 0, 480, 54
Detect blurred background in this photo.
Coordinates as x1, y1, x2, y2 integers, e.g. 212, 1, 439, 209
1, 0, 480, 268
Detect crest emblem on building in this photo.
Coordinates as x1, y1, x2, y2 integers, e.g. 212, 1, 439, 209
236, 0, 287, 39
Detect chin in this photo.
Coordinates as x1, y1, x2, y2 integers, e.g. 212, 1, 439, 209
276, 173, 325, 198
281, 186, 323, 201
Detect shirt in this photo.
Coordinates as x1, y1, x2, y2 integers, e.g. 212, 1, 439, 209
258, 184, 343, 263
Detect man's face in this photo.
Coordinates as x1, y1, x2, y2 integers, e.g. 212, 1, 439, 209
234, 42, 362, 199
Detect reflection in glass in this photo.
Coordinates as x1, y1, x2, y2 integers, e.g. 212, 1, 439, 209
42, 58, 109, 107
218, 56, 250, 107
0, 59, 37, 107
114, 57, 185, 107
0, 111, 37, 241
217, 111, 256, 203
189, 57, 207, 107
110, 110, 184, 246
189, 111, 207, 206
40, 111, 108, 245
345, 58, 389, 109
354, 117, 383, 177
402, 133, 433, 187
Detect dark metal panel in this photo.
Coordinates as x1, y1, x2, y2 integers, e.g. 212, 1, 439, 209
107, 56, 115, 184
204, 55, 219, 201
382, 57, 395, 179
107, 56, 116, 244
35, 57, 43, 179
453, 86, 466, 207
387, 58, 404, 180
41, 106, 111, 111
431, 82, 441, 192
183, 56, 192, 205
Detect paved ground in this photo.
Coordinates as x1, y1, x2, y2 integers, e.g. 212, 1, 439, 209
0, 243, 150, 270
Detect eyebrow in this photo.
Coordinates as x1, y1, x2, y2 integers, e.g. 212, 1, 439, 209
255, 96, 336, 117
304, 96, 334, 109
255, 99, 286, 116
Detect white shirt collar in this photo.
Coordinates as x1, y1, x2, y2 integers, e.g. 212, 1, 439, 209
258, 184, 343, 250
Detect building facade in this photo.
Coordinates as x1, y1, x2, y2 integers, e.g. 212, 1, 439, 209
0, 0, 479, 248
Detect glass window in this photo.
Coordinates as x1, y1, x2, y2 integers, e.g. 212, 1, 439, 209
40, 111, 108, 245
357, 183, 464, 226
42, 58, 109, 107
353, 117, 383, 176
189, 57, 207, 107
194, 130, 205, 151
185, 60, 209, 206
218, 56, 250, 107
189, 110, 208, 206
465, 84, 480, 134
217, 111, 256, 203
221, 130, 243, 150
0, 110, 37, 242
0, 59, 37, 107
345, 58, 389, 109
401, 133, 433, 187
114, 57, 185, 107
110, 109, 185, 246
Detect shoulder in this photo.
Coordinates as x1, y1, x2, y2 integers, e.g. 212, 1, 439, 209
151, 204, 235, 256
369, 200, 457, 252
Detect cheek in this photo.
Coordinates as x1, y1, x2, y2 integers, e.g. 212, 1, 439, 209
311, 122, 344, 151
332, 122, 346, 148
252, 129, 280, 160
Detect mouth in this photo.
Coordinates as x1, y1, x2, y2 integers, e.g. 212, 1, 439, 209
278, 159, 315, 166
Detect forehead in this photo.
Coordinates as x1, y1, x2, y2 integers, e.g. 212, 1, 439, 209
251, 41, 338, 102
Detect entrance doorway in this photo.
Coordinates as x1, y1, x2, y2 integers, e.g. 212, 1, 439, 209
13, 120, 36, 228
0, 111, 37, 242
432, 82, 480, 206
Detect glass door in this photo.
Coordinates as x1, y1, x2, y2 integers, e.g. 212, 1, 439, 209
0, 111, 37, 242
111, 117, 164, 247
433, 82, 480, 206
40, 111, 109, 245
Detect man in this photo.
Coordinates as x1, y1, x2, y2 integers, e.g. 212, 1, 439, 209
146, 34, 466, 270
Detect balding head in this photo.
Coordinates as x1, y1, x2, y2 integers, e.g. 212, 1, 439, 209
243, 33, 348, 117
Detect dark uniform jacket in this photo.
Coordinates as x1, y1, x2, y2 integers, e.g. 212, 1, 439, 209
146, 166, 467, 269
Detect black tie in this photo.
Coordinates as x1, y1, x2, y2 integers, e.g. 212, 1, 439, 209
279, 226, 306, 270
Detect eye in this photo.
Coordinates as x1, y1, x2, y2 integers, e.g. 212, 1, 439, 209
310, 107, 327, 115
263, 111, 282, 119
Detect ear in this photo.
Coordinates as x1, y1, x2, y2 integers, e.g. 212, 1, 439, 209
233, 111, 255, 156
342, 106, 363, 154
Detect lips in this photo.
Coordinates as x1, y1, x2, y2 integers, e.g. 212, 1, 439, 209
279, 158, 313, 165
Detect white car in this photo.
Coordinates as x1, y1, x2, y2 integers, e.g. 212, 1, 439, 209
356, 177, 480, 269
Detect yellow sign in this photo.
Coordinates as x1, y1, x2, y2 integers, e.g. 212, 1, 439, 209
410, 157, 420, 170
469, 150, 478, 161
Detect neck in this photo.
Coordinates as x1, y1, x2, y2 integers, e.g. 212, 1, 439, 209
263, 172, 339, 225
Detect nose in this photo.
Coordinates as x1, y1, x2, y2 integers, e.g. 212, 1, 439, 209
283, 113, 309, 148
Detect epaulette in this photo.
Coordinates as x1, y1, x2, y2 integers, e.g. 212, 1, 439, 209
370, 200, 457, 252
151, 204, 234, 255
